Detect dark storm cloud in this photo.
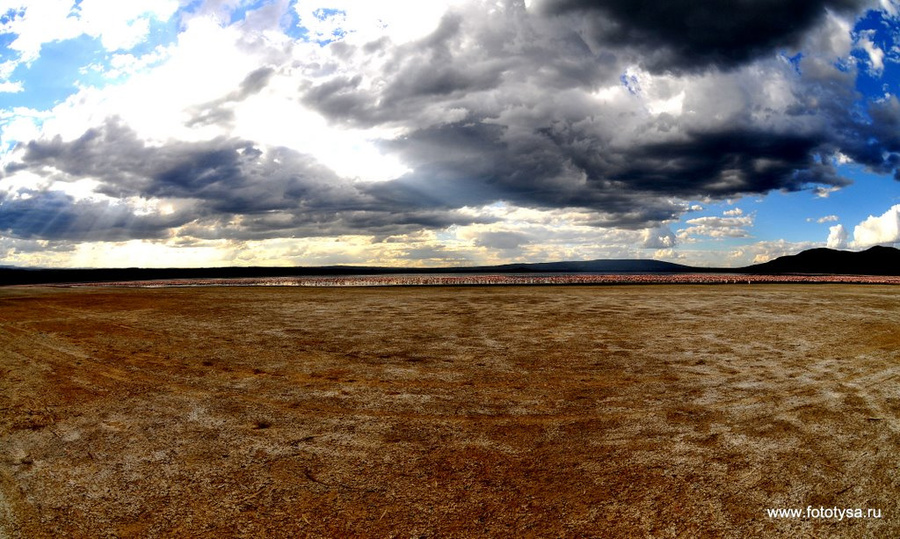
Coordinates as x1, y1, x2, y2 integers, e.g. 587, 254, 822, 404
3, 120, 489, 241
377, 14, 507, 104
6, 0, 898, 248
235, 66, 276, 98
473, 230, 531, 249
12, 119, 359, 214
287, 0, 884, 231
188, 66, 276, 127
0, 190, 186, 241
301, 5, 620, 128
847, 96, 900, 178
593, 129, 850, 195
537, 0, 868, 72
300, 74, 372, 124
368, 118, 848, 227
298, 15, 505, 127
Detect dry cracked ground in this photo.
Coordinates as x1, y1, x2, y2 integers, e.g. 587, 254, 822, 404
1, 284, 898, 538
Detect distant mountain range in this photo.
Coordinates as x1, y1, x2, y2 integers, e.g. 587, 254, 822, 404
1, 246, 898, 286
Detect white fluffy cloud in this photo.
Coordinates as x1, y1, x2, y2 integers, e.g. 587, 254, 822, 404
642, 226, 677, 249
826, 204, 900, 249
857, 31, 885, 74
827, 223, 849, 248
0, 0, 180, 64
678, 214, 755, 240
851, 204, 900, 247
813, 214, 839, 223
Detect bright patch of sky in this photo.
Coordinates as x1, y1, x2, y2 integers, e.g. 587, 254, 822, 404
3, 35, 106, 109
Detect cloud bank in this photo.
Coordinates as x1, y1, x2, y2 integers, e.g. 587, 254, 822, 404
1, 0, 899, 266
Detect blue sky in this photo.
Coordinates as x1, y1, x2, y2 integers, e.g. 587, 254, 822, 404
0, 0, 899, 268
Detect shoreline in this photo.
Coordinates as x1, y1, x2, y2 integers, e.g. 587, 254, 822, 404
21, 273, 900, 288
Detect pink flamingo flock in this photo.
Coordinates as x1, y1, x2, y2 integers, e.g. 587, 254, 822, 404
62, 273, 900, 288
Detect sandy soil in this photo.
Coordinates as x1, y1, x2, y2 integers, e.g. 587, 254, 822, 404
1, 285, 898, 538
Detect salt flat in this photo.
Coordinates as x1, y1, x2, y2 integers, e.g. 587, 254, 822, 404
1, 285, 898, 537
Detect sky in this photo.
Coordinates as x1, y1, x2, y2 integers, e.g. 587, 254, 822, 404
0, 0, 899, 268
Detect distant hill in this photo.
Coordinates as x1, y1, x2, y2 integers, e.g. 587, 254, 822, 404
471, 259, 698, 274
2, 247, 898, 286
0, 258, 700, 286
741, 246, 900, 275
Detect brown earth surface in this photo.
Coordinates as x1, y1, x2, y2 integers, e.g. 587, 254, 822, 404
0, 284, 898, 538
